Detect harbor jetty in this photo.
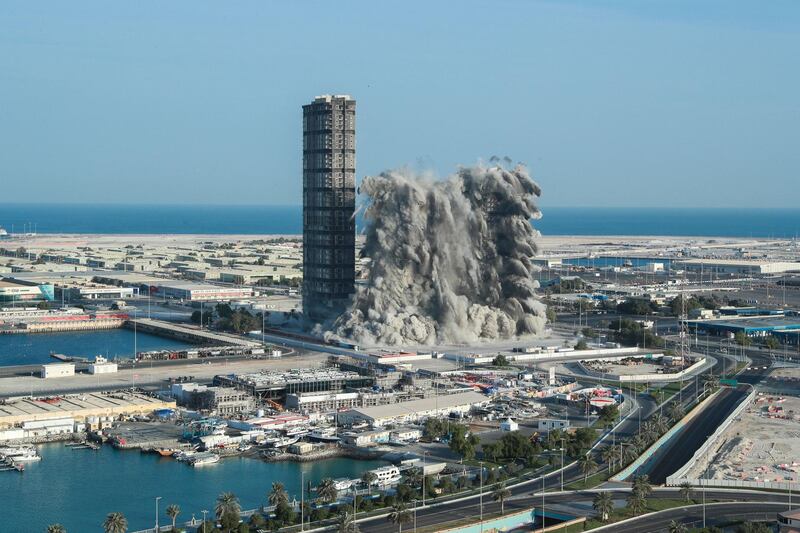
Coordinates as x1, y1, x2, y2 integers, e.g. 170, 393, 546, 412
125, 318, 261, 348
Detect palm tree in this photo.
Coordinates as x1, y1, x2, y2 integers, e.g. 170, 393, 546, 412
317, 477, 339, 504
668, 519, 688, 533
592, 491, 614, 522
578, 454, 598, 483
651, 413, 669, 435
387, 502, 412, 533
103, 512, 128, 533
491, 482, 511, 514
625, 490, 647, 516
362, 470, 378, 495
601, 445, 618, 471
405, 467, 423, 489
337, 510, 359, 533
46, 526, 66, 533
621, 441, 638, 463
165, 504, 180, 531
632, 475, 653, 498
678, 481, 693, 503
667, 402, 685, 421
215, 492, 241, 529
268, 481, 289, 507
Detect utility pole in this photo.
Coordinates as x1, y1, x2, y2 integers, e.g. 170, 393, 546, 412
479, 462, 484, 533
154, 496, 161, 533
300, 471, 305, 532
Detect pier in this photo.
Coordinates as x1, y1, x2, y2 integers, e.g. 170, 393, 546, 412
125, 318, 261, 348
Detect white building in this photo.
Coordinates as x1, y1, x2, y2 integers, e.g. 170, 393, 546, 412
89, 356, 118, 374
21, 417, 75, 438
40, 363, 75, 379
500, 418, 519, 432
337, 391, 489, 427
537, 419, 570, 431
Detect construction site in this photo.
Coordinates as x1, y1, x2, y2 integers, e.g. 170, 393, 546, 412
685, 393, 800, 484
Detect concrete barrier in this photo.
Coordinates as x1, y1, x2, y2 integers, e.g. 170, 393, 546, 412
611, 388, 722, 482
667, 388, 757, 486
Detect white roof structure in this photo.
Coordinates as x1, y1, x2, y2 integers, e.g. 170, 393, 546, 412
340, 391, 488, 425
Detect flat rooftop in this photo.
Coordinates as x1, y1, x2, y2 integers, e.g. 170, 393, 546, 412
223, 368, 365, 389
693, 316, 800, 332
0, 392, 174, 424
344, 390, 488, 420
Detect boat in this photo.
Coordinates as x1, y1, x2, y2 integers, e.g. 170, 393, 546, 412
156, 448, 177, 457
309, 428, 339, 443
237, 443, 252, 452
174, 450, 197, 462
190, 453, 220, 467
371, 465, 402, 486
284, 426, 309, 437
270, 436, 299, 448
333, 478, 353, 491
0, 447, 41, 462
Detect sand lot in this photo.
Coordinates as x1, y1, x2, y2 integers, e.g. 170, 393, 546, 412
687, 394, 800, 483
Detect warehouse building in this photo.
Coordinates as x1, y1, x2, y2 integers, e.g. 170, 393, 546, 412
214, 368, 373, 402
0, 393, 176, 427
336, 391, 489, 427
0, 278, 54, 303
676, 259, 800, 275
688, 316, 800, 339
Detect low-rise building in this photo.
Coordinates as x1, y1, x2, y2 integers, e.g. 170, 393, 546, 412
537, 419, 570, 431
89, 356, 118, 375
41, 363, 75, 379
340, 429, 391, 447
175, 385, 254, 416
337, 391, 489, 427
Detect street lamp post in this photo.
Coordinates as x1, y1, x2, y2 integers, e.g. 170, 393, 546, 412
422, 451, 427, 507
300, 471, 305, 532
155, 496, 161, 533
201, 509, 208, 533
479, 461, 484, 533
413, 499, 417, 533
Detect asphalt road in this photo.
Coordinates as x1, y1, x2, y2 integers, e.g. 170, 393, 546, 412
355, 486, 793, 533
644, 386, 749, 484
596, 502, 788, 533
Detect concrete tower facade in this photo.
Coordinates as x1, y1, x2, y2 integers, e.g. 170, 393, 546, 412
302, 94, 356, 321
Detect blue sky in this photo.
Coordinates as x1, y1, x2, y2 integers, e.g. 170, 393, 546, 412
1, 0, 798, 207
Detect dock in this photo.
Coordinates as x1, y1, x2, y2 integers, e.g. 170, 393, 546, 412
125, 318, 261, 348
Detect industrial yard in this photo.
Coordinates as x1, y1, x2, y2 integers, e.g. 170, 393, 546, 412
685, 394, 800, 484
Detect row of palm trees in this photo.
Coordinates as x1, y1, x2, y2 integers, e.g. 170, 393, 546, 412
591, 474, 653, 523
599, 403, 685, 478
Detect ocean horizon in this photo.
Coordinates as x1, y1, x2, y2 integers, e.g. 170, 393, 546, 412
1, 203, 799, 238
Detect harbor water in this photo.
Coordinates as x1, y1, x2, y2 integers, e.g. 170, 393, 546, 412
0, 442, 386, 532
0, 329, 193, 366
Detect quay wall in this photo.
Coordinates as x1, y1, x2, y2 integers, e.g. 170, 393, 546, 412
0, 318, 124, 334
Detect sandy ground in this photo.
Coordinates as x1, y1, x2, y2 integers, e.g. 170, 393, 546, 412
686, 395, 800, 483
10, 233, 773, 252
0, 352, 329, 397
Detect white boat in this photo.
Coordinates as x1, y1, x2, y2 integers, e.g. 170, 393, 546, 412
370, 465, 402, 486
271, 436, 299, 448
237, 443, 252, 452
284, 427, 309, 437
0, 446, 41, 462
309, 428, 340, 442
174, 450, 197, 462
333, 478, 354, 491
190, 453, 220, 467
